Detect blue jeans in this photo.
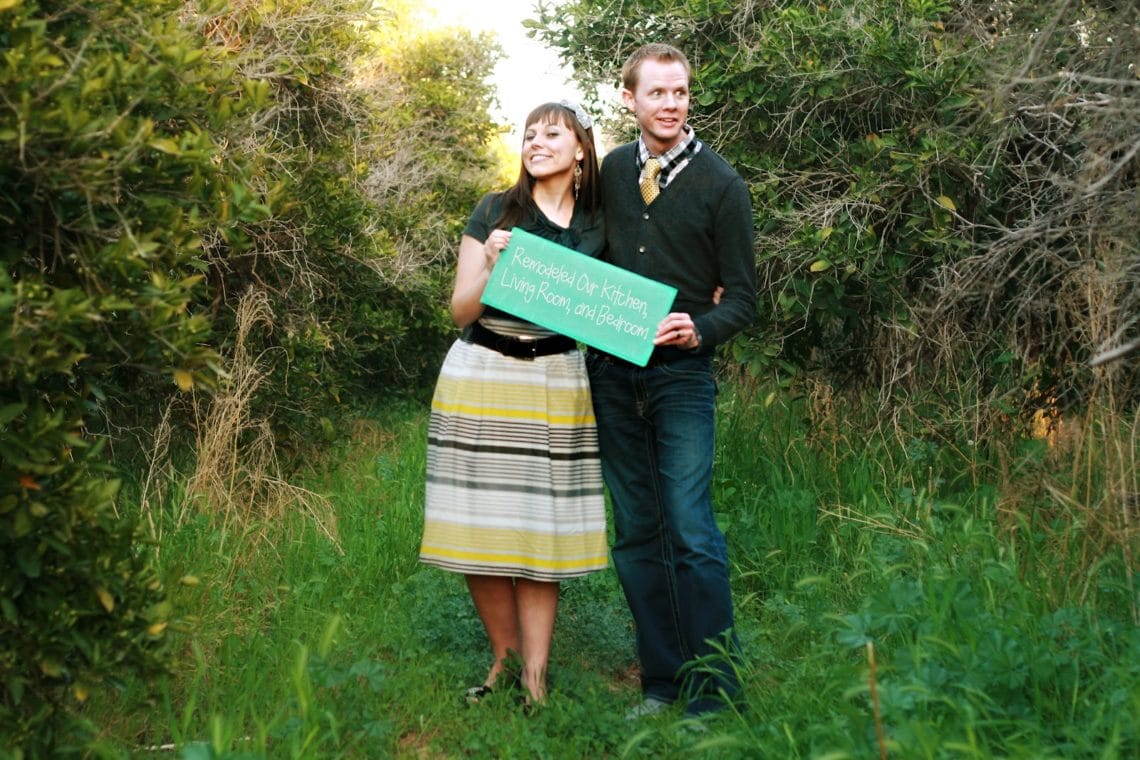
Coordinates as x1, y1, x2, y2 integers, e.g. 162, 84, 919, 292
586, 351, 740, 714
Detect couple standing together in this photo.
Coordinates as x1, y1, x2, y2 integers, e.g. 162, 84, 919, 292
420, 43, 756, 718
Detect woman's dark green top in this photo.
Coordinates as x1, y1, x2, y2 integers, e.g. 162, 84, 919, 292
464, 191, 605, 323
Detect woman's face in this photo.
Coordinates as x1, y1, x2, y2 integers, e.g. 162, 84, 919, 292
522, 117, 583, 182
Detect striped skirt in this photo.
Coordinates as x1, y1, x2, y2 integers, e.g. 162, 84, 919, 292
420, 337, 608, 582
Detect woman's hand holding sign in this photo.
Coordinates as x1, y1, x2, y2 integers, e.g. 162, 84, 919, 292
483, 229, 513, 271
451, 228, 514, 328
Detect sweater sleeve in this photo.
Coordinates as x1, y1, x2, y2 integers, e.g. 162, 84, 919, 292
693, 174, 756, 349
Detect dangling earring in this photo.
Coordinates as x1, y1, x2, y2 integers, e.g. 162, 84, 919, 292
573, 162, 582, 200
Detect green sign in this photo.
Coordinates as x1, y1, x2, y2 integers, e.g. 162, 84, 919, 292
481, 227, 677, 366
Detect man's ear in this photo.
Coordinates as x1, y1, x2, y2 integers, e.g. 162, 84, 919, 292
620, 88, 635, 111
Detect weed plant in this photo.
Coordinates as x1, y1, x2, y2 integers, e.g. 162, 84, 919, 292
76, 379, 1137, 758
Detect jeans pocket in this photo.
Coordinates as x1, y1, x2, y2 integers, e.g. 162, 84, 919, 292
585, 351, 610, 379
659, 355, 712, 380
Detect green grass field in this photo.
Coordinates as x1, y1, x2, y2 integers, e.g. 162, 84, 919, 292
81, 381, 1138, 758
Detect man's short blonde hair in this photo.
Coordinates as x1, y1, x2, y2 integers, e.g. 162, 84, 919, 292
621, 43, 692, 91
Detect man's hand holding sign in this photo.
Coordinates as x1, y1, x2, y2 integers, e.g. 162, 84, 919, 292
480, 227, 678, 367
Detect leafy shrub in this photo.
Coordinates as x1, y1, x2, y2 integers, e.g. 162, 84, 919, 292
536, 0, 987, 378
183, 1, 503, 444
3, 0, 507, 749
535, 0, 1138, 411
0, 0, 241, 750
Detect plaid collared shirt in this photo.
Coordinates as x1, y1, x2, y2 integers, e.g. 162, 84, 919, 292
636, 124, 703, 192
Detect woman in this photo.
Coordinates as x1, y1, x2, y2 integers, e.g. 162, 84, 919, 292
419, 101, 606, 708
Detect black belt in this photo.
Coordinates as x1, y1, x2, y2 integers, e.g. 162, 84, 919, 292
463, 321, 576, 360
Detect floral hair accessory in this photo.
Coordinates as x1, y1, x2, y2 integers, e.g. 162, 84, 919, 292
559, 100, 593, 131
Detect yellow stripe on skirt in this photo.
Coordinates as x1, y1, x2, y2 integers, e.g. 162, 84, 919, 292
420, 338, 608, 581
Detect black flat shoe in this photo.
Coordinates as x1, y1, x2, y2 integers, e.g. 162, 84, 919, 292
465, 667, 523, 705
465, 684, 494, 704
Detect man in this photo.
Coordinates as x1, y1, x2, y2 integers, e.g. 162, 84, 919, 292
586, 43, 757, 718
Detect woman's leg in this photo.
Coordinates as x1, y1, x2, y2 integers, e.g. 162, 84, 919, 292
515, 579, 560, 703
465, 574, 521, 686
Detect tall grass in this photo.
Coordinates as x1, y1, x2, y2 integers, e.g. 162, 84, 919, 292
80, 371, 1137, 758
708, 372, 1138, 758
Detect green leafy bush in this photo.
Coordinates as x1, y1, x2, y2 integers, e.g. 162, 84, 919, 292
0, 0, 240, 751
535, 0, 1138, 411
536, 0, 987, 377
3, 0, 507, 749
170, 1, 503, 445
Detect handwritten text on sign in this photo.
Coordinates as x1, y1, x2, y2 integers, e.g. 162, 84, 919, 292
480, 227, 677, 366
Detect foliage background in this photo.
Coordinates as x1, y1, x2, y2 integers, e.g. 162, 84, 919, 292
536, 0, 1138, 415
1, 0, 501, 752
1, 0, 1136, 755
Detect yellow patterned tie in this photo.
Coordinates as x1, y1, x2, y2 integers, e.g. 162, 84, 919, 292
640, 157, 661, 205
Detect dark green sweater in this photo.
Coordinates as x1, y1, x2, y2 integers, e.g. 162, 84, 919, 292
600, 141, 756, 355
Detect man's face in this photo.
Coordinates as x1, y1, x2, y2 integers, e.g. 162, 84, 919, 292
622, 58, 691, 155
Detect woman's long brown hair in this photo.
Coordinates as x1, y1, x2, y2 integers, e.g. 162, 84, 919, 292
493, 102, 601, 231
